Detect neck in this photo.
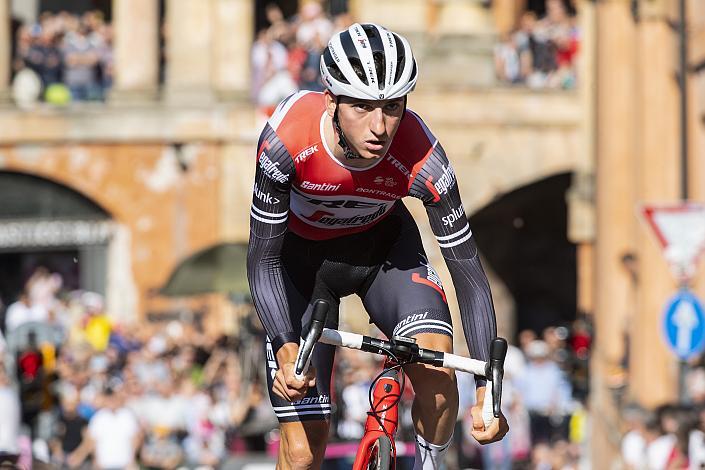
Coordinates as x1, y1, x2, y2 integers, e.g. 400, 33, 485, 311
323, 114, 381, 169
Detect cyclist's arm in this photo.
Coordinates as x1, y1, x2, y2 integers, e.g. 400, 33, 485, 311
409, 140, 497, 386
247, 122, 300, 356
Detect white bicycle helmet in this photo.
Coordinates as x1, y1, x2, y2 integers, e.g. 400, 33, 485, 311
320, 23, 418, 100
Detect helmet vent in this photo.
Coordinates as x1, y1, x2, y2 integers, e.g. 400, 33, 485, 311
393, 34, 406, 82
348, 57, 368, 86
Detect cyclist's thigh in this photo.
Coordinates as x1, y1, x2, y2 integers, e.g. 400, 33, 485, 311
361, 212, 453, 341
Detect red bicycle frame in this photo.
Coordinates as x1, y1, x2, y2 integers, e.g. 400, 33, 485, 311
352, 359, 401, 470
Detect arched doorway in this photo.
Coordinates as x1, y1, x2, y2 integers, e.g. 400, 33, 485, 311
469, 173, 577, 337
0, 172, 111, 309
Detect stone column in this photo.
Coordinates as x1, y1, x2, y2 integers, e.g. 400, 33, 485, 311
0, 0, 11, 103
592, 0, 638, 467
111, 0, 159, 102
632, 7, 681, 406
213, 0, 253, 100
164, 0, 214, 104
492, 0, 526, 36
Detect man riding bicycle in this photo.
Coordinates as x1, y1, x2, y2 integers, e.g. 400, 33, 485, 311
247, 22, 509, 469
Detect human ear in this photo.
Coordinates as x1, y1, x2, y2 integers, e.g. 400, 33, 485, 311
324, 91, 337, 118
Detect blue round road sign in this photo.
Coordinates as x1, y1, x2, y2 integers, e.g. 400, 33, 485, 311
663, 290, 705, 359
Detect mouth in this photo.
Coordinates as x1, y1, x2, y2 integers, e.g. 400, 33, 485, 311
364, 140, 386, 152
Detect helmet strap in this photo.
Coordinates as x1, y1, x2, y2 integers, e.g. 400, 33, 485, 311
333, 96, 363, 160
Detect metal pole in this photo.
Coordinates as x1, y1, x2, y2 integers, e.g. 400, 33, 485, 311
679, 0, 688, 201
677, 0, 689, 405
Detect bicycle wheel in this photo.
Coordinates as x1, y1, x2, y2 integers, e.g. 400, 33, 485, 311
366, 436, 392, 470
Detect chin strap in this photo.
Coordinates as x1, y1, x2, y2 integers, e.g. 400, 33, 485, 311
333, 96, 363, 160
332, 96, 408, 161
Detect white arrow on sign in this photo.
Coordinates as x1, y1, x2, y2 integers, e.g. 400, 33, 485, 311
673, 300, 699, 355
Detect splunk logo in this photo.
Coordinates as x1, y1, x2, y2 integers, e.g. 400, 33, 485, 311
253, 182, 280, 204
258, 140, 289, 184
442, 205, 465, 227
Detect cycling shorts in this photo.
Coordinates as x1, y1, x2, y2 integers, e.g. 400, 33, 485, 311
264, 202, 453, 422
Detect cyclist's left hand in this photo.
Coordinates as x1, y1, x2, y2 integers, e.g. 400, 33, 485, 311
469, 386, 509, 445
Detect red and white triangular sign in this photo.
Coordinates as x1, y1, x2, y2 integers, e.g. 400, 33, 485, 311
642, 203, 705, 283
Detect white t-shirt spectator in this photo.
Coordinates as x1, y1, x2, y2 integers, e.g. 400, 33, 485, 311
5, 300, 48, 332
646, 434, 676, 470
0, 384, 20, 454
689, 429, 705, 470
88, 407, 139, 469
621, 429, 646, 468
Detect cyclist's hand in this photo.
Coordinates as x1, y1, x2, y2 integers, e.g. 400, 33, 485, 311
273, 361, 317, 402
273, 343, 317, 402
469, 386, 509, 445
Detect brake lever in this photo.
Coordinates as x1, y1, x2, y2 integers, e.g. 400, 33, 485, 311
489, 337, 508, 418
294, 299, 329, 379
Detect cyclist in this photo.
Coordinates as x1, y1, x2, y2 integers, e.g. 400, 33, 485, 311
247, 22, 509, 470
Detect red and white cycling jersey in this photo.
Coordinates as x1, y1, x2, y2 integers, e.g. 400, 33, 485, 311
248, 90, 497, 369
260, 90, 452, 240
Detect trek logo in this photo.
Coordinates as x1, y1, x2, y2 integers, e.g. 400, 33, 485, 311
387, 155, 410, 177
442, 205, 465, 227
301, 181, 341, 192
258, 140, 288, 184
425, 164, 456, 202
374, 176, 397, 187
294, 144, 318, 164
253, 182, 280, 205
293, 395, 330, 405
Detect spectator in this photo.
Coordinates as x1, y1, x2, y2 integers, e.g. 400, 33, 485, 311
515, 340, 573, 444
251, 28, 298, 113
68, 386, 142, 470
494, 2, 579, 89
0, 365, 20, 463
50, 390, 88, 468
61, 25, 100, 101
620, 403, 648, 469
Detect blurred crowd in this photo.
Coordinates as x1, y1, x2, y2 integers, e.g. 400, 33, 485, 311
493, 0, 579, 89
12, 10, 113, 106
0, 267, 276, 469
616, 361, 705, 469
251, 2, 353, 115
0, 266, 595, 469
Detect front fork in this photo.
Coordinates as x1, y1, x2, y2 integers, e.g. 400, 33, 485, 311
352, 359, 401, 470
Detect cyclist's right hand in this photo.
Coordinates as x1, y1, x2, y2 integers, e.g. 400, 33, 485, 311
273, 343, 317, 402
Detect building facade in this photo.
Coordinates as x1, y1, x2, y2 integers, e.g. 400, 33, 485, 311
1, 0, 704, 464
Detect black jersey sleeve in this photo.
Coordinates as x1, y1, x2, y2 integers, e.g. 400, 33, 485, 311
409, 141, 497, 386
247, 123, 300, 355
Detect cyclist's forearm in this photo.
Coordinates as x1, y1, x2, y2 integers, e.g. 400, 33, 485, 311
247, 234, 300, 353
445, 254, 497, 361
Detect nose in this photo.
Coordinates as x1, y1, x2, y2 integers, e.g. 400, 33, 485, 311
369, 107, 385, 137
